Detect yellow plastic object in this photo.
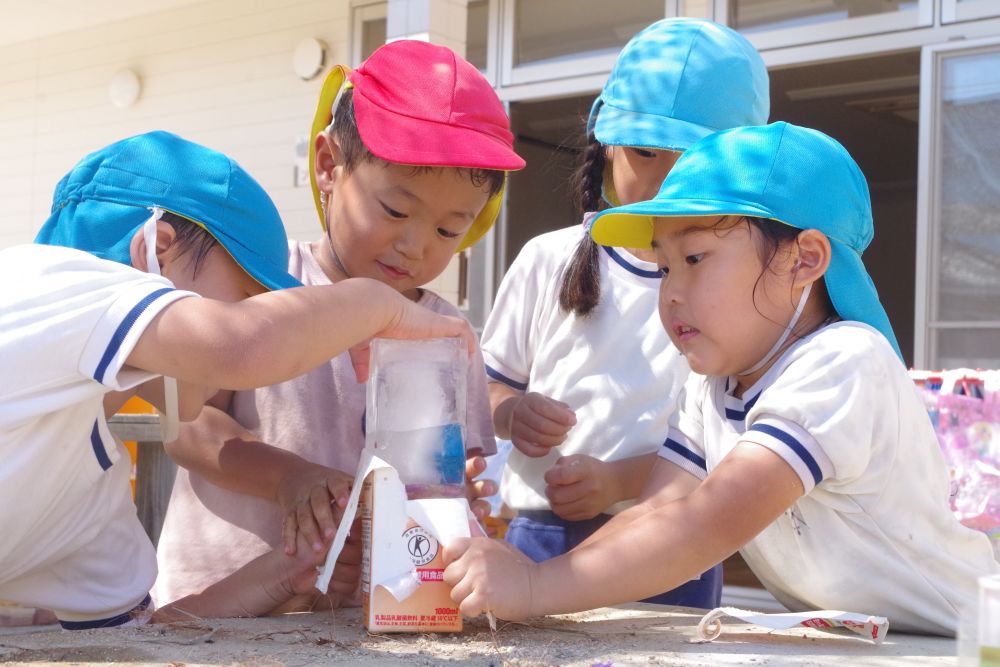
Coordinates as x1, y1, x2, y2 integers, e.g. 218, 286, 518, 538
118, 396, 156, 499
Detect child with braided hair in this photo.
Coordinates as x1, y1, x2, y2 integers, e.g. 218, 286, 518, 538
478, 18, 769, 607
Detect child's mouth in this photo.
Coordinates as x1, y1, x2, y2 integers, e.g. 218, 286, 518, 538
377, 262, 411, 280
674, 324, 699, 342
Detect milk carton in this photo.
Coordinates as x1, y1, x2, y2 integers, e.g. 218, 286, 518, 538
315, 338, 472, 633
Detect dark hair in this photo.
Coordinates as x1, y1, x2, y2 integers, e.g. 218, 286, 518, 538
742, 215, 833, 329
331, 88, 505, 199
159, 210, 219, 276
558, 132, 607, 316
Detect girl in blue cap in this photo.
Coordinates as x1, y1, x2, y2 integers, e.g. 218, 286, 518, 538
0, 131, 476, 628
479, 17, 769, 608
445, 122, 1000, 636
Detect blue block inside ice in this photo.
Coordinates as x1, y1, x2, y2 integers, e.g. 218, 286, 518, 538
434, 423, 465, 485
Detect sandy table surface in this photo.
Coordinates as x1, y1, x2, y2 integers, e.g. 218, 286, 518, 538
0, 603, 957, 666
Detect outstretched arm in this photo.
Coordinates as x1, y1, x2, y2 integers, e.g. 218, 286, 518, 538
163, 403, 353, 554
151, 530, 327, 623
444, 442, 804, 620
127, 277, 476, 391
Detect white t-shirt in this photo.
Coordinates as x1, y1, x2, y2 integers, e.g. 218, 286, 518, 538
153, 239, 496, 604
0, 244, 194, 622
481, 223, 689, 513
662, 321, 1000, 635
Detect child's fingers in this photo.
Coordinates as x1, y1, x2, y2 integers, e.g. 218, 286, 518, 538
442, 536, 473, 566
468, 477, 498, 500
531, 398, 577, 427
511, 436, 556, 458
282, 512, 299, 555
515, 412, 572, 442
308, 488, 338, 541
348, 344, 372, 383
296, 497, 325, 553
469, 497, 492, 520
326, 473, 353, 511
465, 454, 487, 480
543, 456, 586, 486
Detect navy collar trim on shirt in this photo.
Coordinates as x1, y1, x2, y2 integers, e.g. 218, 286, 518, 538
723, 376, 762, 423
601, 246, 661, 279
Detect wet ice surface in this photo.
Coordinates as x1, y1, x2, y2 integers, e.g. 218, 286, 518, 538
367, 338, 468, 497
374, 424, 465, 490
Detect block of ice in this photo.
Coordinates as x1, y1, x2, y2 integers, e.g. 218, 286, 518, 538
365, 338, 468, 499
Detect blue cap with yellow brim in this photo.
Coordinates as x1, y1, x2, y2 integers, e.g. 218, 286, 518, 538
590, 122, 902, 360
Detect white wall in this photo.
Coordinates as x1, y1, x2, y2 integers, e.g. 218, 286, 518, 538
0, 0, 352, 250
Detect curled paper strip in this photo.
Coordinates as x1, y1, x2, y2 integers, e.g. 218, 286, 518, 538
696, 607, 888, 643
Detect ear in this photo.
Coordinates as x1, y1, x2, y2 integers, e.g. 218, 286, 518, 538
128, 220, 178, 273
314, 132, 343, 195
791, 229, 831, 288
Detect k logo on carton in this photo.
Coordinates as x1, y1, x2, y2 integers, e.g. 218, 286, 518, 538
404, 526, 438, 566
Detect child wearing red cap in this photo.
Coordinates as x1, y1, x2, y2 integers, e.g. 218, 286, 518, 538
153, 40, 525, 613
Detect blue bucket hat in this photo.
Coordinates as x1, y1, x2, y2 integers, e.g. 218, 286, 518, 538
35, 131, 301, 291
590, 122, 902, 359
589, 17, 769, 153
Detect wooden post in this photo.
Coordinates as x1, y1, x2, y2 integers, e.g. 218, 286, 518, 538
106, 414, 176, 547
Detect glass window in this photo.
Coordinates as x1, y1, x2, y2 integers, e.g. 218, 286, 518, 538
729, 0, 920, 34
466, 0, 489, 70
513, 0, 664, 66
935, 51, 1000, 324
360, 17, 386, 61
677, 1, 713, 19
934, 329, 1000, 370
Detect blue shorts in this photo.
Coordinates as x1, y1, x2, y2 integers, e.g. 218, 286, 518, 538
506, 510, 722, 609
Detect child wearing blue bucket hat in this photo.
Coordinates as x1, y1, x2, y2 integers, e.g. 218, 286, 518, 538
445, 122, 1000, 635
479, 17, 768, 609
0, 131, 477, 628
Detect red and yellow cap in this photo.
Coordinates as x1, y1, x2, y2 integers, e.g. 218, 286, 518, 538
308, 41, 525, 252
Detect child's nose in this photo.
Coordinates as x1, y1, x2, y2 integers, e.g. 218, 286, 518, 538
660, 275, 682, 305
393, 225, 426, 260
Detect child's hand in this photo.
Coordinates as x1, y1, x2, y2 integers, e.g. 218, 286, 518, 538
465, 454, 498, 523
543, 454, 619, 521
349, 294, 476, 382
284, 527, 341, 597
277, 464, 353, 555
321, 518, 363, 598
443, 537, 537, 621
507, 393, 576, 457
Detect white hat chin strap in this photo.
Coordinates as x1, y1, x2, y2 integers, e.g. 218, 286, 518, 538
738, 282, 812, 377
143, 208, 180, 444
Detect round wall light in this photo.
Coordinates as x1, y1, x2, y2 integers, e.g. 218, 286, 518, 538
293, 37, 326, 80
109, 68, 142, 109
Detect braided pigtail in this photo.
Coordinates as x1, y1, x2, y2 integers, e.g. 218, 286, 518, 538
558, 133, 607, 316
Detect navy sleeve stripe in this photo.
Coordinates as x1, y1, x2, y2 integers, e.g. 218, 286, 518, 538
748, 423, 823, 485
93, 287, 175, 383
485, 364, 528, 391
662, 437, 707, 471
90, 421, 113, 471
59, 594, 151, 630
